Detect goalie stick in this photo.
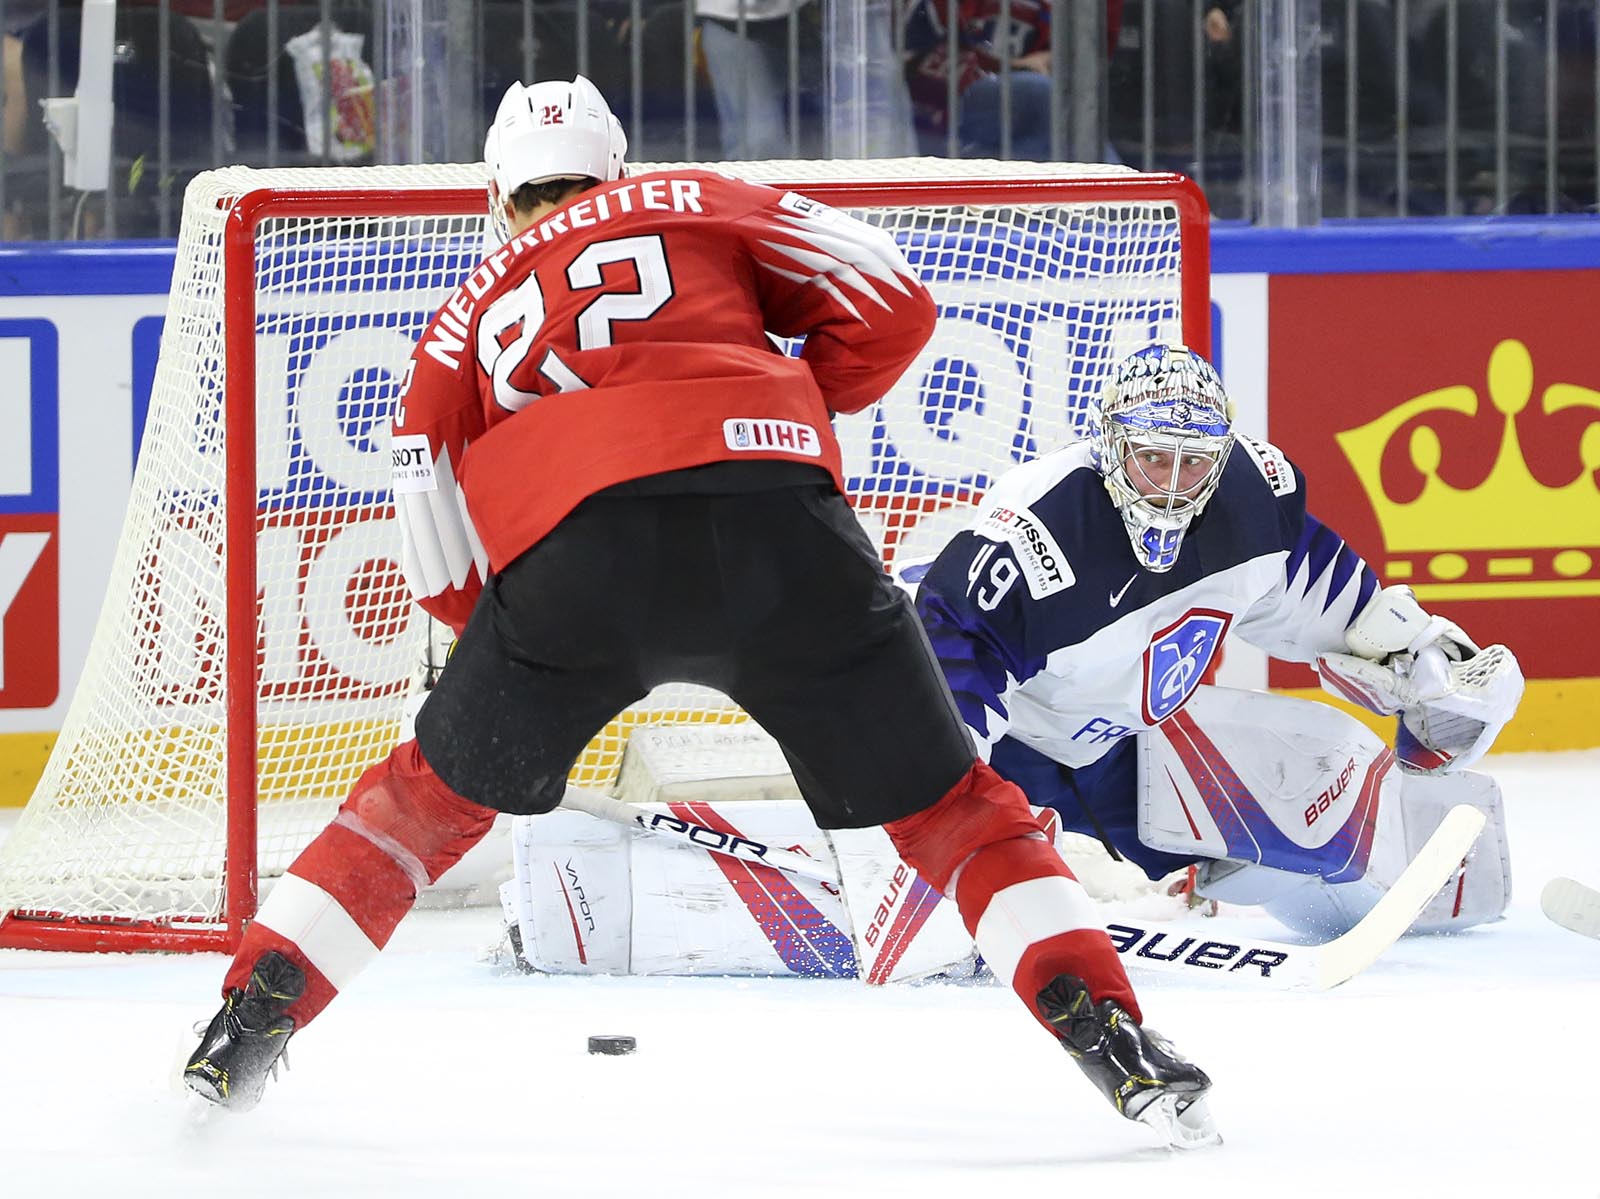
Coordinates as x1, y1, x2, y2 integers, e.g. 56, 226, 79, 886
558, 786, 842, 884
560, 788, 1487, 990
1111, 804, 1486, 990
1540, 877, 1600, 941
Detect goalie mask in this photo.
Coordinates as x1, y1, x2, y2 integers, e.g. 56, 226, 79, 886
484, 75, 627, 242
1094, 344, 1235, 572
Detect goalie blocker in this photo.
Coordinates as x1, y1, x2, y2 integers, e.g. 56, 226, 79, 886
501, 689, 1510, 979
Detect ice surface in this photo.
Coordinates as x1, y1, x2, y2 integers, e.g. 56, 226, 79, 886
2, 751, 1597, 1198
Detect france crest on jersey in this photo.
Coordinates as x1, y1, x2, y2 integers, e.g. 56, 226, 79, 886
1142, 609, 1232, 724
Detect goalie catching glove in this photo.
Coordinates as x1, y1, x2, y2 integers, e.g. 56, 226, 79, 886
1316, 585, 1523, 775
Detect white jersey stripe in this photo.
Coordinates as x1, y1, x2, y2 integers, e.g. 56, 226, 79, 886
396, 443, 485, 602
771, 210, 917, 292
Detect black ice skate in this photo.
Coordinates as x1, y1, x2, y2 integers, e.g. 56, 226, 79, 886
1036, 974, 1219, 1149
183, 951, 304, 1112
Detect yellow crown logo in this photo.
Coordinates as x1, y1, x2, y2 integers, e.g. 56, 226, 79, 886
1336, 339, 1600, 600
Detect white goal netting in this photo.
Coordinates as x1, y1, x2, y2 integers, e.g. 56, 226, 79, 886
0, 158, 1206, 948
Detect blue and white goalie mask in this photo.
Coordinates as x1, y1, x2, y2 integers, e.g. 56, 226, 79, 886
1094, 344, 1235, 572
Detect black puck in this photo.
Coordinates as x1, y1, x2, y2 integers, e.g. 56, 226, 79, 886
587, 1034, 637, 1056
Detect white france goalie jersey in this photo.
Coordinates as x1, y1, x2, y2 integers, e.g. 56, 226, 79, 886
907, 438, 1381, 768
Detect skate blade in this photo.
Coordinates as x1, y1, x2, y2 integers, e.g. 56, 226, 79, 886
182, 1068, 227, 1108
1136, 1092, 1222, 1150
182, 1090, 221, 1129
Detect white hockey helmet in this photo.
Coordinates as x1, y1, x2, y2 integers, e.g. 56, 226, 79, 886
484, 75, 626, 228
1093, 343, 1235, 572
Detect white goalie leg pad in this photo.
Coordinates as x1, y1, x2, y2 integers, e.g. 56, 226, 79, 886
1396, 770, 1510, 933
501, 809, 633, 974
826, 823, 977, 984
609, 723, 972, 981
1139, 685, 1397, 880
502, 799, 863, 977
1193, 772, 1509, 937
625, 801, 856, 977
828, 804, 1089, 986
1137, 684, 1511, 937
1192, 799, 1400, 939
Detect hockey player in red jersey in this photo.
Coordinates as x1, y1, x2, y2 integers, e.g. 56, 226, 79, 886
184, 75, 1215, 1146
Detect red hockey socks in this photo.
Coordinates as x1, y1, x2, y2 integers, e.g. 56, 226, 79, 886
225, 740, 497, 1027
887, 760, 1141, 1030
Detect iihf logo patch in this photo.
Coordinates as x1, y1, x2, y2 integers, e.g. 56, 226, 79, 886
722, 418, 821, 456
1141, 609, 1232, 724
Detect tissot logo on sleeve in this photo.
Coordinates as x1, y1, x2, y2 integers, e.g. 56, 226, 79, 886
390, 434, 438, 493
974, 503, 1074, 599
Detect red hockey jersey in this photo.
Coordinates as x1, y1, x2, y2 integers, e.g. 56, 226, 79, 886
390, 169, 937, 632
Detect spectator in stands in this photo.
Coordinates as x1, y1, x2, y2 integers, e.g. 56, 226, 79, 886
3, 0, 238, 238
1202, 1, 1243, 137
696, 0, 915, 158
122, 1, 262, 32
694, 0, 823, 158
902, 0, 1122, 161
2, 2, 50, 239
3, 21, 26, 158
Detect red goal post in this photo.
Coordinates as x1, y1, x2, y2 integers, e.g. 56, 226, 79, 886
0, 159, 1209, 953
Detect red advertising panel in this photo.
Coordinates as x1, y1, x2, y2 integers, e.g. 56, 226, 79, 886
0, 514, 58, 709
1, 318, 60, 711
1268, 269, 1600, 685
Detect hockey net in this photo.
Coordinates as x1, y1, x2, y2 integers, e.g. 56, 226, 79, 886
0, 159, 1208, 951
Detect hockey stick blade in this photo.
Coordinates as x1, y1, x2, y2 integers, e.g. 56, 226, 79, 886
558, 786, 841, 884
1110, 803, 1487, 991
1540, 877, 1600, 941
1308, 803, 1484, 988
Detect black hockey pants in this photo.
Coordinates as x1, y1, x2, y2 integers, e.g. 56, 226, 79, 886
415, 479, 977, 828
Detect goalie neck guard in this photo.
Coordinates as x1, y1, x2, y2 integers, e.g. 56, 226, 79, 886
1094, 343, 1235, 572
